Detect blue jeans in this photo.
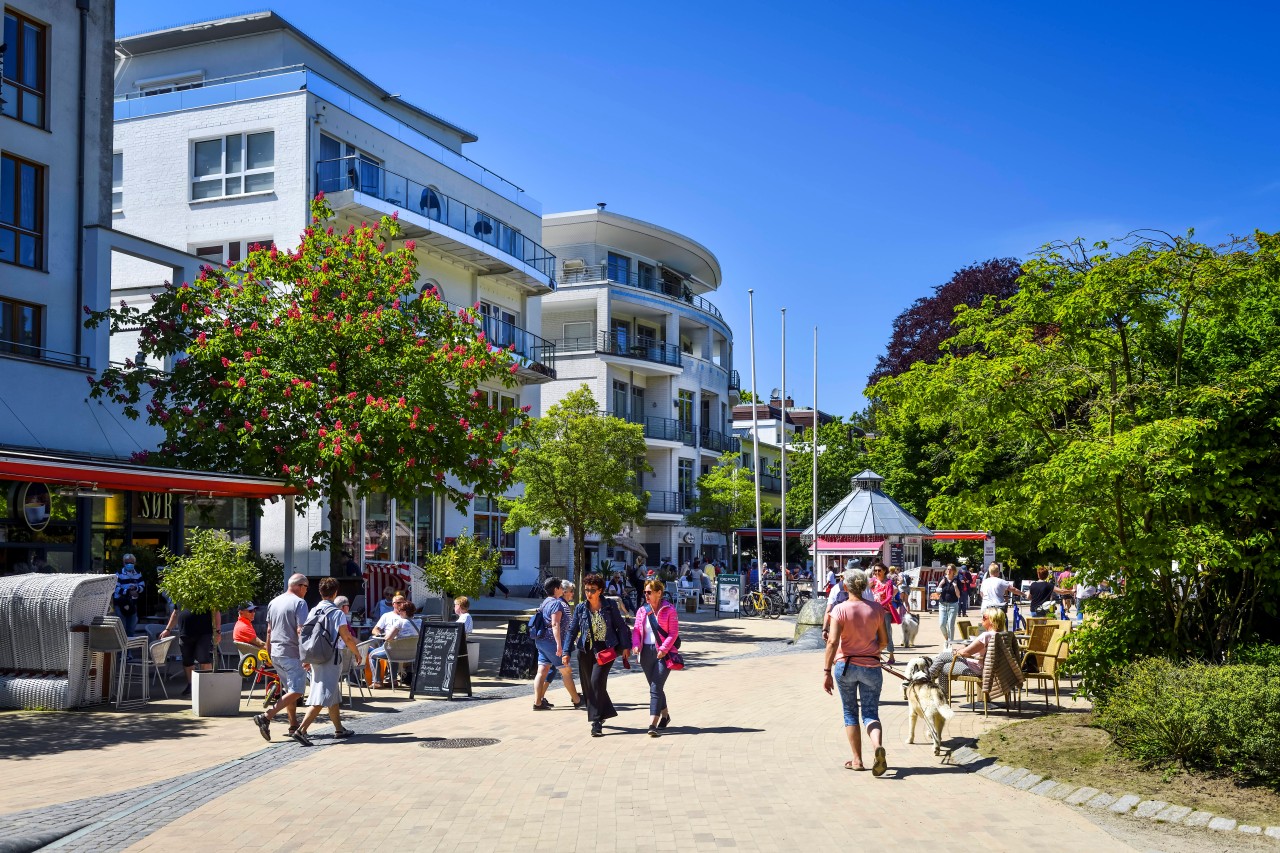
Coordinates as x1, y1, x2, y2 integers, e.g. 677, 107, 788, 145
938, 602, 958, 642
834, 660, 882, 727
881, 612, 895, 657
640, 644, 671, 716
115, 607, 138, 639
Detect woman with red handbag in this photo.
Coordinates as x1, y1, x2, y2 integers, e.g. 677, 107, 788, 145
563, 573, 631, 737
631, 579, 682, 737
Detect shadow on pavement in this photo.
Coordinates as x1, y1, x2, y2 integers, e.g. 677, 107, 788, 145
602, 725, 766, 737
0, 708, 207, 760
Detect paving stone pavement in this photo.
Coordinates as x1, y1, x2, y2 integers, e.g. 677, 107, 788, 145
0, 614, 1139, 852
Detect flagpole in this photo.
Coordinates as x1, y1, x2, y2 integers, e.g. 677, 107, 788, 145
779, 308, 788, 603
812, 326, 819, 581
748, 289, 765, 594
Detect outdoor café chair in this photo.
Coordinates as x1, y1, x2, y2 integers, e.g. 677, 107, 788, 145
1022, 634, 1070, 708
88, 616, 149, 709
146, 635, 177, 699
217, 624, 240, 670
380, 636, 419, 690
338, 645, 368, 707
948, 631, 1023, 716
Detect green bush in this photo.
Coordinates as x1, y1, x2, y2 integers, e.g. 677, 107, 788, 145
1095, 657, 1280, 786
1231, 642, 1280, 667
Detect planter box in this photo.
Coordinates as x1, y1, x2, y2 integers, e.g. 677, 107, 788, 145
192, 670, 241, 717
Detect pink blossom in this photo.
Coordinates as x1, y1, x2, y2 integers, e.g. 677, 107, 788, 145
237, 377, 246, 388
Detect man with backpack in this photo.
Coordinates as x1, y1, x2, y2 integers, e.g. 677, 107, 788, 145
956, 564, 974, 616
290, 576, 361, 746
253, 574, 310, 742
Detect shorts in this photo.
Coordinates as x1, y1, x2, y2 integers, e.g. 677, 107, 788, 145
179, 634, 213, 668
535, 637, 561, 667
834, 660, 883, 727
273, 655, 308, 695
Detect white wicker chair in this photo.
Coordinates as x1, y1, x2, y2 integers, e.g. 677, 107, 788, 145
0, 574, 115, 710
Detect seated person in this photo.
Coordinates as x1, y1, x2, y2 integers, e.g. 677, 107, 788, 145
926, 606, 1005, 700
372, 594, 408, 638
454, 596, 473, 635
232, 602, 265, 650
373, 588, 397, 621
678, 568, 699, 590
700, 571, 712, 593
605, 573, 625, 597
368, 597, 418, 687
334, 596, 353, 630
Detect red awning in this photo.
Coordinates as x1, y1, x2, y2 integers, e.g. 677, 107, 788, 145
928, 531, 989, 540
0, 450, 297, 499
814, 538, 885, 553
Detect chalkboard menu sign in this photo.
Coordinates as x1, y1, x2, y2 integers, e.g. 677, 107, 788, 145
409, 623, 472, 700
498, 618, 537, 679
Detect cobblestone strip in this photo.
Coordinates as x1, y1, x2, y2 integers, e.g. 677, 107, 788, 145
7, 637, 799, 852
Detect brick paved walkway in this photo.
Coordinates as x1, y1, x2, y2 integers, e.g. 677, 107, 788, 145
1, 613, 1133, 851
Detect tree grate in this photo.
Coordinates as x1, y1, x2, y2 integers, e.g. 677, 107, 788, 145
420, 737, 500, 749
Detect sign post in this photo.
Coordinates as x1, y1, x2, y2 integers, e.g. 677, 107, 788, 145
409, 623, 472, 700
716, 573, 742, 617
983, 535, 996, 568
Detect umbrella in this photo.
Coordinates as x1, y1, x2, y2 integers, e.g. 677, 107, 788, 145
611, 534, 648, 559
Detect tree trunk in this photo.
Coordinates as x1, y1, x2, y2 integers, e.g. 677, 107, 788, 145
326, 471, 346, 578
572, 527, 586, 589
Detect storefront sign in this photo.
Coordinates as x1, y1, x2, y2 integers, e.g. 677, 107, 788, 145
135, 492, 175, 521
983, 535, 996, 568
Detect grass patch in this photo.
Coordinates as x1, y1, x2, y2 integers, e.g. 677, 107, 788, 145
977, 711, 1280, 826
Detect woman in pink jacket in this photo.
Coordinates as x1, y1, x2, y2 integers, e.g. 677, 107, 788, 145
631, 579, 680, 737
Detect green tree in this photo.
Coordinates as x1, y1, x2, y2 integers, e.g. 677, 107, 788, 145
87, 196, 526, 574
870, 230, 1280, 687
686, 451, 755, 551
501, 386, 648, 579
158, 529, 259, 617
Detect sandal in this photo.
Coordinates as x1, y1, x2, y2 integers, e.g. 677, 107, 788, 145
872, 747, 888, 777
843, 760, 867, 771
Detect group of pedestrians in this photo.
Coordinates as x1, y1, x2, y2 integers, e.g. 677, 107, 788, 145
532, 573, 683, 738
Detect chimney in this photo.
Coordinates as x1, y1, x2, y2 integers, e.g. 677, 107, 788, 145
597, 202, 607, 211
784, 397, 794, 408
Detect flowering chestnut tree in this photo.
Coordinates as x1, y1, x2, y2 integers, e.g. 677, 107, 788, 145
87, 196, 529, 573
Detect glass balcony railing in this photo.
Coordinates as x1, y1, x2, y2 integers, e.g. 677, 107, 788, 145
594, 331, 681, 368
315, 156, 556, 284
647, 491, 686, 514
443, 303, 555, 378
561, 263, 723, 321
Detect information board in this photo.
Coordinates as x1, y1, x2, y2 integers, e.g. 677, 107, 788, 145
498, 618, 538, 679
889, 542, 904, 568
409, 622, 472, 700
716, 573, 741, 615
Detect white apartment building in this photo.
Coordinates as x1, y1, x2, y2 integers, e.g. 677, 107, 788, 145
539, 207, 736, 568
109, 11, 557, 585
0, 0, 285, 580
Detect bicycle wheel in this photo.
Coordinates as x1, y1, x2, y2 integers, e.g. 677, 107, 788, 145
263, 681, 281, 709
741, 594, 759, 617
767, 595, 784, 619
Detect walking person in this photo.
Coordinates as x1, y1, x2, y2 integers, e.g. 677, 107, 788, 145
980, 562, 1022, 617
532, 577, 567, 710
253, 574, 310, 741
563, 573, 631, 737
290, 577, 360, 746
822, 569, 889, 776
869, 564, 897, 665
631, 579, 680, 737
933, 565, 961, 644
545, 580, 584, 709
956, 564, 973, 616
489, 565, 510, 599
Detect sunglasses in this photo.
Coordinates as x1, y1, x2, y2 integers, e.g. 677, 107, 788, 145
584, 586, 601, 593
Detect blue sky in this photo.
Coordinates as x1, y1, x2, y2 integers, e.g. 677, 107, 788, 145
116, 1, 1280, 416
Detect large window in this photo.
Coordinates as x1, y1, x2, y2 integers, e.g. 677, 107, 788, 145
2, 11, 46, 127
111, 152, 123, 213
0, 153, 43, 269
678, 459, 695, 508
474, 496, 515, 566
0, 296, 40, 356
191, 131, 274, 200
607, 252, 630, 284
318, 133, 380, 196
190, 239, 268, 267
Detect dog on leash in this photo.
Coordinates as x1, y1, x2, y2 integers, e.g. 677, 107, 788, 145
903, 656, 954, 756
900, 611, 920, 648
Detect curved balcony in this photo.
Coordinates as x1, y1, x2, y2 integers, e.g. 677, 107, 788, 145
316, 157, 554, 293
593, 331, 682, 369
561, 263, 723, 323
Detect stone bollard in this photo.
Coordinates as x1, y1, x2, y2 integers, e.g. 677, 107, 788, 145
793, 596, 827, 645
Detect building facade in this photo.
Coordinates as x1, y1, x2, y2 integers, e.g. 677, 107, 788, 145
109, 12, 556, 584
0, 0, 285, 592
539, 207, 735, 568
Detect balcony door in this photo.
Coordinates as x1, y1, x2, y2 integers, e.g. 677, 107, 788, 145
318, 133, 381, 198
479, 302, 518, 351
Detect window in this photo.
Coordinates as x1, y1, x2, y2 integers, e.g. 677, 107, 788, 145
478, 301, 518, 349
612, 379, 628, 419
0, 154, 44, 269
317, 133, 380, 196
135, 72, 203, 97
561, 321, 591, 349
638, 262, 656, 290
0, 297, 40, 357
191, 131, 274, 200
190, 239, 267, 267
678, 390, 695, 430
607, 252, 630, 284
474, 496, 515, 566
2, 11, 46, 127
678, 459, 695, 508
111, 152, 123, 213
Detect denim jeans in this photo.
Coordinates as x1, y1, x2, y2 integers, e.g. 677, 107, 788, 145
639, 644, 671, 716
938, 602, 958, 642
834, 660, 882, 726
881, 611, 895, 656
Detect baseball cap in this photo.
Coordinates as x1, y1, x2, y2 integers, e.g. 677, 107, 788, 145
238, 602, 256, 612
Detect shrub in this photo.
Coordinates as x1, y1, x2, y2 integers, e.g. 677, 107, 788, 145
1231, 642, 1280, 667
1095, 657, 1280, 787
158, 529, 260, 616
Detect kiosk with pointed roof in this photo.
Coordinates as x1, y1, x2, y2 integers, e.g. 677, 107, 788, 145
801, 470, 931, 573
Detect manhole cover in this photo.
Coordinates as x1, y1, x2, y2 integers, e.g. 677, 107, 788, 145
420, 737, 500, 749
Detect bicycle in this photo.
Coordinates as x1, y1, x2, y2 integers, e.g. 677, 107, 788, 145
526, 565, 555, 598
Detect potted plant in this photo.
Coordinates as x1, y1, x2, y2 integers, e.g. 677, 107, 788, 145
158, 529, 260, 716
420, 530, 498, 674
